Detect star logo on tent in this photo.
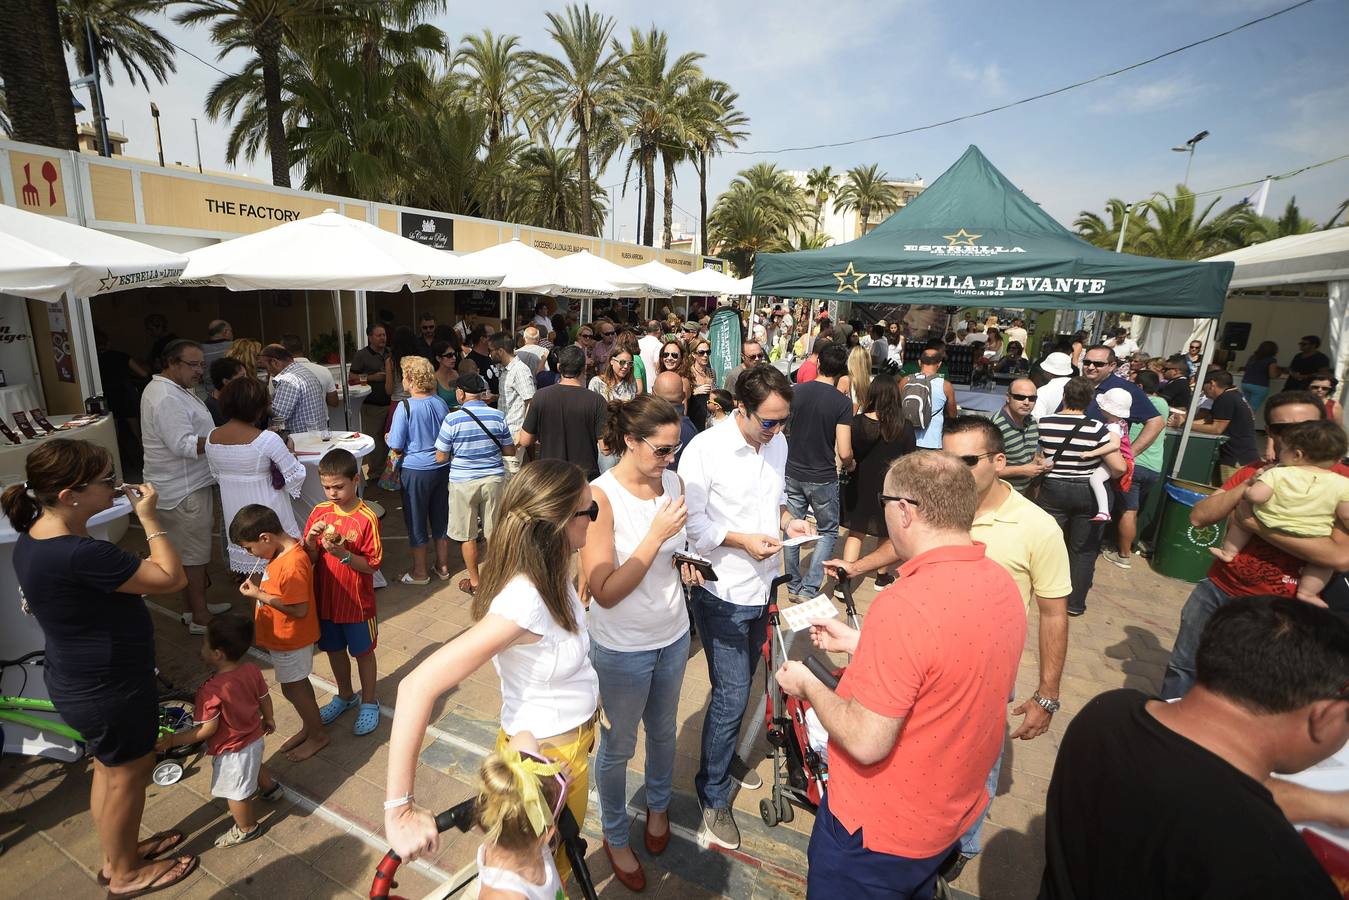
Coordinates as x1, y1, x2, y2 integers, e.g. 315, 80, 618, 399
833, 261, 867, 294
97, 269, 118, 292
942, 228, 982, 247
420, 277, 435, 289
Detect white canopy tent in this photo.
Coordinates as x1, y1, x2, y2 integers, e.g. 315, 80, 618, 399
627, 260, 692, 295
457, 240, 618, 328
0, 203, 187, 303
677, 266, 743, 296
550, 251, 672, 299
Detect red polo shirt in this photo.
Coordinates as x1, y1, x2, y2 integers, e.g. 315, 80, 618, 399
828, 542, 1026, 858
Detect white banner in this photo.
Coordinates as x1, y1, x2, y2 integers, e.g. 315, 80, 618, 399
0, 294, 38, 390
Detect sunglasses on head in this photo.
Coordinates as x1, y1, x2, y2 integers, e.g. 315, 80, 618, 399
1009, 391, 1036, 402
573, 500, 599, 521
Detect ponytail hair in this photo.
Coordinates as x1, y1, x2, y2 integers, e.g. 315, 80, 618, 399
0, 439, 112, 532
474, 749, 564, 852
601, 394, 679, 459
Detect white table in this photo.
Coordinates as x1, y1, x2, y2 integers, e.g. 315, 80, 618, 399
329, 382, 371, 434
0, 383, 39, 423
0, 414, 122, 490
0, 495, 134, 761
289, 431, 386, 589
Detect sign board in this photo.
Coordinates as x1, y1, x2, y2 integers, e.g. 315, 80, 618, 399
458, 291, 500, 317
400, 211, 454, 251
140, 172, 331, 234
9, 150, 68, 216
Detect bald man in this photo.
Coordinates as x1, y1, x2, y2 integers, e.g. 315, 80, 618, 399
992, 377, 1050, 493
654, 370, 699, 466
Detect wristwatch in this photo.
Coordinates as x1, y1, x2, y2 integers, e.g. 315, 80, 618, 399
1031, 691, 1061, 714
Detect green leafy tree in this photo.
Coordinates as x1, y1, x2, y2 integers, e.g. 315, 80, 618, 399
1241, 196, 1319, 244
805, 166, 837, 234
452, 29, 529, 147
1133, 185, 1249, 259
60, 0, 177, 142
833, 163, 899, 237
685, 77, 747, 254
1074, 198, 1142, 250
709, 162, 809, 275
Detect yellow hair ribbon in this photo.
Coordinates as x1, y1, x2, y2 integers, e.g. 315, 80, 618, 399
503, 750, 564, 838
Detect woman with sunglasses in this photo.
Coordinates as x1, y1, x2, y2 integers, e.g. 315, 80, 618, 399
3, 440, 198, 896
1309, 376, 1342, 427
687, 339, 717, 430
431, 339, 460, 409
385, 460, 599, 876
590, 350, 639, 474
577, 395, 703, 890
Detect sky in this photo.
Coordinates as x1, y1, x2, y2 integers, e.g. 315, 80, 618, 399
84, 0, 1349, 243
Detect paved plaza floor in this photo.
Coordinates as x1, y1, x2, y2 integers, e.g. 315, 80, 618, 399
0, 482, 1190, 899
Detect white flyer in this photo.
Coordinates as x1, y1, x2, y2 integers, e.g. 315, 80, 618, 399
780, 594, 839, 632
781, 534, 821, 548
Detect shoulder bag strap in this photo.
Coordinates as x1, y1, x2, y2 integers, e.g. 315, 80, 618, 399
1047, 416, 1092, 463
459, 404, 506, 451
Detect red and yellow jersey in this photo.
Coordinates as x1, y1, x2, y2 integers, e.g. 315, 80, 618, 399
304, 500, 382, 623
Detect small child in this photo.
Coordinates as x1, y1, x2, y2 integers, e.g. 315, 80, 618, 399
1081, 387, 1134, 522
230, 503, 328, 762
474, 732, 569, 900
1210, 420, 1349, 602
157, 614, 283, 847
301, 448, 384, 737
706, 389, 734, 425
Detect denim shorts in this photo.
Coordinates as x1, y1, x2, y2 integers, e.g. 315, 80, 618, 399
399, 465, 449, 547
1122, 465, 1161, 512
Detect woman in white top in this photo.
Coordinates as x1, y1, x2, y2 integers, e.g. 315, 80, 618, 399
385, 459, 599, 879
205, 376, 305, 574
578, 395, 703, 890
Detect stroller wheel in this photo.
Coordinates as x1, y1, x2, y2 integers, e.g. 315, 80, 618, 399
759, 798, 779, 828
777, 794, 794, 824
152, 760, 184, 786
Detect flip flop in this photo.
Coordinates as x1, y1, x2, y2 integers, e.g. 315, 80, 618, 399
97, 831, 185, 885
353, 702, 380, 737
105, 855, 198, 899
319, 693, 360, 726
399, 572, 431, 586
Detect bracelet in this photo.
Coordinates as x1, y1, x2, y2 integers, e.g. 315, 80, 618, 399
145, 531, 168, 541
340, 552, 354, 566
383, 794, 413, 810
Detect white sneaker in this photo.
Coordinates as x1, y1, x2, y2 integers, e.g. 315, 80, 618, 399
1101, 549, 1132, 569
206, 601, 233, 615
186, 621, 206, 635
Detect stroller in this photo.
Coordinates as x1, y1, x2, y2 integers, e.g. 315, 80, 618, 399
758, 573, 860, 827
369, 800, 599, 900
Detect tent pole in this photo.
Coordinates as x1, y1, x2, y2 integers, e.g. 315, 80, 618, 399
304, 291, 312, 352
1169, 318, 1219, 481
510, 291, 517, 335
334, 290, 351, 431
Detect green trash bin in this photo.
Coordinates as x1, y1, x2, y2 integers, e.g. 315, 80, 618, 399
1152, 479, 1227, 583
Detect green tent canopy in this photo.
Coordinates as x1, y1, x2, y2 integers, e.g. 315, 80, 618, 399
753, 145, 1233, 317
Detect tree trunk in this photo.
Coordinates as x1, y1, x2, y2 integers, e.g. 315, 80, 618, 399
635, 159, 643, 242
576, 117, 593, 235
641, 141, 656, 246
660, 147, 675, 250
1, 0, 77, 150
37, 0, 76, 150
259, 31, 290, 188
699, 151, 708, 256
859, 201, 870, 237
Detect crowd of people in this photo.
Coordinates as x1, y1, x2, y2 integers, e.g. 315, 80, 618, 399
15, 301, 1349, 899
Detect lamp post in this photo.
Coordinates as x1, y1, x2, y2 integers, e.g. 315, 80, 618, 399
1171, 130, 1210, 187
150, 102, 165, 167
191, 117, 203, 173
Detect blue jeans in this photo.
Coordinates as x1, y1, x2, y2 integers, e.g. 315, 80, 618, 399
689, 586, 768, 809
958, 734, 1006, 857
590, 631, 691, 848
785, 477, 841, 596
807, 793, 954, 899
1160, 578, 1235, 699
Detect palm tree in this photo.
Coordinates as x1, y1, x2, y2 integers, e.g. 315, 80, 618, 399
797, 231, 833, 250
1327, 198, 1349, 230
1240, 196, 1319, 244
526, 3, 624, 236
452, 29, 529, 146
805, 166, 837, 234
834, 164, 899, 237
685, 77, 747, 253
59, 1, 177, 141
0, 0, 78, 149
1133, 185, 1248, 260
1074, 198, 1140, 250
708, 162, 809, 275
174, 0, 333, 188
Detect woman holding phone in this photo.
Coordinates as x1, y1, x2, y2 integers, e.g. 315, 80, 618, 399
578, 395, 703, 890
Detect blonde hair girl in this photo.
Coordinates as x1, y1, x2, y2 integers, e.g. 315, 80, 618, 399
846, 345, 872, 413
225, 338, 261, 374
384, 460, 599, 880
473, 733, 569, 900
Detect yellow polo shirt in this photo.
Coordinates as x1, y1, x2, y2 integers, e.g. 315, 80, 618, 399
972, 481, 1072, 611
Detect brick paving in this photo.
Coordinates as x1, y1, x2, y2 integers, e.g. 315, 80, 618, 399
0, 483, 1191, 899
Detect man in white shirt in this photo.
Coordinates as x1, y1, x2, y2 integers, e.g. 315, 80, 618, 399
491, 334, 536, 477
531, 300, 554, 335
1005, 317, 1029, 352
515, 325, 546, 372
140, 339, 229, 633
260, 344, 328, 434
283, 334, 339, 409
1034, 352, 1076, 420
638, 320, 664, 382
1106, 326, 1139, 361
679, 365, 814, 852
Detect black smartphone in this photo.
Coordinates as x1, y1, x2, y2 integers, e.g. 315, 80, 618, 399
672, 552, 717, 582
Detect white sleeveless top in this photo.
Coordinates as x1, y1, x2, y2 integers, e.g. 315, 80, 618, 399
476, 843, 563, 900
587, 468, 690, 653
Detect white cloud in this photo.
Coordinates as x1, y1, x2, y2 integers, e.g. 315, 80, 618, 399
1089, 74, 1205, 114
948, 61, 1007, 97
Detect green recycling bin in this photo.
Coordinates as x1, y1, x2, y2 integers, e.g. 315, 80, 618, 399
1152, 479, 1227, 583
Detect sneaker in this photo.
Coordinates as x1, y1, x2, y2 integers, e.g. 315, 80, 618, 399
730, 754, 763, 790
1101, 549, 1132, 569
213, 823, 262, 848
874, 572, 895, 588
697, 805, 740, 850
259, 782, 284, 802
940, 853, 973, 883
186, 621, 206, 636
206, 601, 233, 615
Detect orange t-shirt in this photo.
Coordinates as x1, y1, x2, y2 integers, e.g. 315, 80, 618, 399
253, 542, 319, 652
828, 543, 1026, 858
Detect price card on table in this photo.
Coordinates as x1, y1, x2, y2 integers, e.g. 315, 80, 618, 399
780, 594, 839, 632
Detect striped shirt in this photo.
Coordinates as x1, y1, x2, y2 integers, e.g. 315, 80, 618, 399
434, 401, 513, 482
1038, 413, 1109, 480
991, 407, 1039, 492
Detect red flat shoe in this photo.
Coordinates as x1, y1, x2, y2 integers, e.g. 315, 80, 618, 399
643, 809, 669, 856
603, 840, 646, 892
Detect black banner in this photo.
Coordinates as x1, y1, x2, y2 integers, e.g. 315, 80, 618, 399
400, 211, 454, 251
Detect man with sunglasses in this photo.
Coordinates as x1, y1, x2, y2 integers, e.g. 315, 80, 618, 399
1158, 354, 1193, 412
1184, 339, 1205, 378
992, 378, 1049, 493
1160, 390, 1349, 699
1284, 334, 1332, 393
415, 313, 438, 363
1081, 346, 1164, 463
723, 340, 767, 401
589, 319, 619, 372
679, 364, 814, 851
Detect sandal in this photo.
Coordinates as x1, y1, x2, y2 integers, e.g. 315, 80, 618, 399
97, 832, 185, 885
213, 823, 263, 849
399, 572, 431, 586
457, 577, 476, 596
353, 702, 380, 737
105, 855, 198, 899
259, 782, 284, 802
318, 693, 361, 726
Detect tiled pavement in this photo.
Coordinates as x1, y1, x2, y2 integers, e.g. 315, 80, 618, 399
0, 484, 1190, 899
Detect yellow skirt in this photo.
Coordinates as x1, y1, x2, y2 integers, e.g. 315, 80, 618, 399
495, 720, 596, 880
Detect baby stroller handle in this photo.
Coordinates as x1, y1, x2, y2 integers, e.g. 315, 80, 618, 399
804, 655, 841, 691
834, 576, 860, 621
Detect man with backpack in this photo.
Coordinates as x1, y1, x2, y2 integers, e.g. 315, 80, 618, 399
899, 344, 957, 449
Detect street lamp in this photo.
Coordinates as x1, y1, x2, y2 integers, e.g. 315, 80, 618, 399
150, 102, 165, 168
1171, 130, 1210, 187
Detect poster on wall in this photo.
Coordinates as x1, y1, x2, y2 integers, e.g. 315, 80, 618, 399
400, 212, 454, 251
47, 301, 75, 383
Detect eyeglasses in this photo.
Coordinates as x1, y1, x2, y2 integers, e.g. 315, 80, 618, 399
957, 452, 997, 468
76, 470, 118, 490
878, 493, 920, 508
662, 352, 682, 359
178, 360, 206, 370
1082, 359, 1110, 369
753, 412, 785, 431
614, 359, 632, 368
573, 500, 599, 521
641, 436, 679, 457
1009, 392, 1036, 402
600, 330, 615, 337
695, 349, 710, 357
743, 353, 764, 362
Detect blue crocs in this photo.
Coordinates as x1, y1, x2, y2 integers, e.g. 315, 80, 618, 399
319, 693, 360, 726
353, 702, 380, 737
